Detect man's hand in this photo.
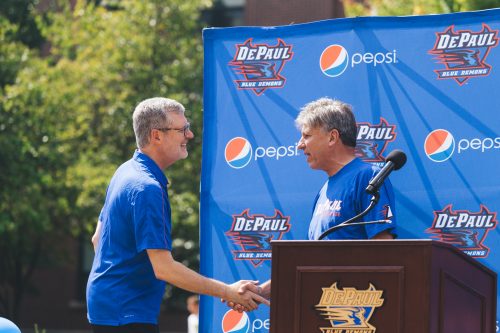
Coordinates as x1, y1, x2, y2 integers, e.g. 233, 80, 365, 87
222, 280, 271, 312
146, 249, 269, 310
226, 280, 270, 311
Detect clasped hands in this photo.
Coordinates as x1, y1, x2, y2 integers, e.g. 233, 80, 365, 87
222, 280, 270, 312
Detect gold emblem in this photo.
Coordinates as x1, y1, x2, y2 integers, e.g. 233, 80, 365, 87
315, 282, 384, 333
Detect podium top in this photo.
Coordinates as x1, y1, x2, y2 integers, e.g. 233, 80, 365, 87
270, 239, 497, 276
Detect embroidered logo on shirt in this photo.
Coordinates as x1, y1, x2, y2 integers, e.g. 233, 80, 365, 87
315, 199, 343, 217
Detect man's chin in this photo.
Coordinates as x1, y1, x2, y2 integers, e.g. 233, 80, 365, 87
307, 162, 320, 170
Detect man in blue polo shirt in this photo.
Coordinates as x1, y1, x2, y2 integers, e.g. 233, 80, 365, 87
226, 97, 397, 304
87, 97, 268, 333
296, 98, 396, 241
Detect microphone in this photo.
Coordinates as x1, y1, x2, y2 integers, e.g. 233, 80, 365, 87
366, 149, 407, 195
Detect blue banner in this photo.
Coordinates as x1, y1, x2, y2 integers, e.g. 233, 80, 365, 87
201, 8, 500, 333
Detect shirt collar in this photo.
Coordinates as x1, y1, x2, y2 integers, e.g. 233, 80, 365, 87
133, 150, 169, 187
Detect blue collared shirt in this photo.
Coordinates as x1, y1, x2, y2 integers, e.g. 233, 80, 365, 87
87, 150, 172, 325
308, 158, 396, 240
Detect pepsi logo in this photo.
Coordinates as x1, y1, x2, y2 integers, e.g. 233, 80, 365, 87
320, 44, 349, 77
225, 137, 253, 169
424, 129, 455, 162
222, 310, 250, 333
320, 45, 398, 77
224, 137, 301, 169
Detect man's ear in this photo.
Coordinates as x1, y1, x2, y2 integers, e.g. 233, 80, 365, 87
329, 129, 340, 145
150, 129, 162, 145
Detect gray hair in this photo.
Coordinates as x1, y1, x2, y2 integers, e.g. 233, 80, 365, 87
295, 97, 357, 148
132, 97, 185, 148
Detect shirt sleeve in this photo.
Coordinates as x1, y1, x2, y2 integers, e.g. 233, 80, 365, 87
133, 184, 172, 252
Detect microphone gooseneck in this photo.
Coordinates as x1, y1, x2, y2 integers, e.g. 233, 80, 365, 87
318, 192, 380, 240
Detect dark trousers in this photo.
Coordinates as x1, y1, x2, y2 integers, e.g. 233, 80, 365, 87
92, 323, 159, 333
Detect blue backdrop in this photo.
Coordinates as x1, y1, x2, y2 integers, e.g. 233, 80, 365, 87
201, 8, 499, 333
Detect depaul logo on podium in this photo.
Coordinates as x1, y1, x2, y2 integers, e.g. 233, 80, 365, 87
229, 38, 293, 96
426, 204, 498, 258
315, 282, 384, 333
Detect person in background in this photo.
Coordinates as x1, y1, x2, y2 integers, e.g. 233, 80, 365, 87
87, 97, 268, 333
186, 295, 199, 333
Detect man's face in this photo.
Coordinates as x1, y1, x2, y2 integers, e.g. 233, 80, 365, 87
297, 125, 332, 172
159, 112, 194, 166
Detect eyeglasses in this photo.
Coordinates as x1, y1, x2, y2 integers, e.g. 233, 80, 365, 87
156, 122, 191, 137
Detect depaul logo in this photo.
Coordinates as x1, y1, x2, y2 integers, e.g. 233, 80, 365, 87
222, 310, 250, 333
426, 204, 498, 258
320, 44, 398, 77
429, 24, 499, 85
315, 282, 384, 333
226, 209, 291, 267
230, 38, 293, 96
355, 118, 397, 165
424, 129, 455, 162
225, 137, 253, 169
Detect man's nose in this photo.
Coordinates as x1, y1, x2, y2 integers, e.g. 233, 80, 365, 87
297, 138, 305, 150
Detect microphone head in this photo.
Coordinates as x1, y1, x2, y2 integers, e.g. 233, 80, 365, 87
385, 149, 407, 170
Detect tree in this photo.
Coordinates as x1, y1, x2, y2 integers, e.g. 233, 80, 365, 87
0, 18, 31, 89
343, 0, 500, 16
0, 0, 46, 49
0, 56, 83, 320
0, 0, 210, 321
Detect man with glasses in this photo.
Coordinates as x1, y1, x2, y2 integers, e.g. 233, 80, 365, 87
87, 97, 268, 333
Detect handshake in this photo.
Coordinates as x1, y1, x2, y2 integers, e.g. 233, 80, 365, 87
222, 279, 271, 312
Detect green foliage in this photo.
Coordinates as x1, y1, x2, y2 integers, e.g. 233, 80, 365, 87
0, 18, 31, 88
0, 57, 82, 319
344, 0, 500, 16
0, 0, 210, 318
0, 0, 47, 49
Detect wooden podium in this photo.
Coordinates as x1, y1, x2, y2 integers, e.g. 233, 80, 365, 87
270, 240, 496, 333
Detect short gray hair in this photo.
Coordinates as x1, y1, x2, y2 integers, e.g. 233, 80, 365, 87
295, 97, 357, 147
132, 97, 185, 148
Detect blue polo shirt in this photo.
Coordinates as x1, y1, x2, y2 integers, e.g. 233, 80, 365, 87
308, 158, 396, 240
87, 150, 172, 325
